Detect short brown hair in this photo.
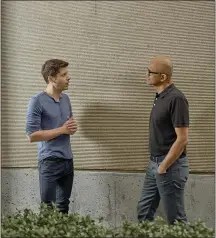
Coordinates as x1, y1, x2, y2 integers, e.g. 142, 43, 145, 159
41, 59, 69, 83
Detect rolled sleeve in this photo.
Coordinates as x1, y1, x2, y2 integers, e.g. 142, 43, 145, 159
26, 97, 42, 136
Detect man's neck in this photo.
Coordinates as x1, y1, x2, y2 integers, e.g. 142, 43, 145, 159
45, 84, 62, 101
154, 82, 172, 94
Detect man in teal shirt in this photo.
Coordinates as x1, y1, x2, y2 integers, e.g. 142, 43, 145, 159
26, 59, 77, 214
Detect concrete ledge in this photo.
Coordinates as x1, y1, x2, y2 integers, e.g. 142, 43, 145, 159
1, 169, 215, 228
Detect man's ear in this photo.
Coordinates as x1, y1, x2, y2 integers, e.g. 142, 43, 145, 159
160, 74, 167, 82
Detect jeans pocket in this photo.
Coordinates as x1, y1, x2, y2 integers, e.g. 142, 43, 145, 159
156, 171, 174, 195
39, 159, 59, 175
156, 170, 169, 184
179, 164, 189, 181
173, 165, 189, 189
177, 156, 188, 165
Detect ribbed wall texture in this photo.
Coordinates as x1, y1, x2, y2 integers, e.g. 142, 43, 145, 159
1, 1, 215, 172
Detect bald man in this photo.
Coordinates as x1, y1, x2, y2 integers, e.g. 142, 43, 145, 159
137, 56, 189, 224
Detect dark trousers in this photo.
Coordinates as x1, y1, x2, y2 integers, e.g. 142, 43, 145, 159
38, 157, 74, 214
137, 155, 189, 224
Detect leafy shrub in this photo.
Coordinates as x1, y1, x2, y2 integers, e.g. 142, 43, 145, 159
116, 216, 214, 238
2, 204, 214, 238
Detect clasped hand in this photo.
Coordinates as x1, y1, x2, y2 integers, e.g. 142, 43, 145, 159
63, 117, 78, 135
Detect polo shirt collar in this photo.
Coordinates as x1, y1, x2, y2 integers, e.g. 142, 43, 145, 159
157, 84, 175, 98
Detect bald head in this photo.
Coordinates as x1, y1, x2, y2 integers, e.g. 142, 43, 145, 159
150, 56, 173, 78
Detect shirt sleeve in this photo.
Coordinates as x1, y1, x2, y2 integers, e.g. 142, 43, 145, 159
26, 97, 42, 136
169, 96, 189, 127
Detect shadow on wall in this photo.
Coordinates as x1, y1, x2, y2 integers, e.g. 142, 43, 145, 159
74, 67, 154, 169
78, 101, 149, 167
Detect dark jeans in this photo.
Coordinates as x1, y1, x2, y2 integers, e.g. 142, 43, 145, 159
38, 157, 74, 214
137, 155, 189, 224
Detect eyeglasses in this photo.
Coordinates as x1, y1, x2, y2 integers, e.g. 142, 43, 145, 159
147, 68, 161, 76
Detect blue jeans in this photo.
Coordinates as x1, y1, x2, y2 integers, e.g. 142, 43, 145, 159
137, 155, 189, 224
38, 157, 74, 214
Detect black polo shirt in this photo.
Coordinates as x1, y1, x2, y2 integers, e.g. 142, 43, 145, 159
149, 84, 189, 156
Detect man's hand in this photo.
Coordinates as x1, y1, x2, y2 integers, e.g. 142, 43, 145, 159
157, 163, 167, 174
157, 127, 188, 174
27, 117, 78, 142
62, 117, 78, 135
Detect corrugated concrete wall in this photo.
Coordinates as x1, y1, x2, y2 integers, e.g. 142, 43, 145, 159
2, 1, 215, 172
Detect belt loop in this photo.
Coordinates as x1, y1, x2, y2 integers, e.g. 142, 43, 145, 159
155, 156, 158, 163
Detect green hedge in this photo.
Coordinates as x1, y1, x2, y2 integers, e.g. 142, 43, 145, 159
2, 204, 214, 238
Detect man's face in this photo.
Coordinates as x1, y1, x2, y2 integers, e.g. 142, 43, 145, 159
146, 61, 163, 86
51, 67, 70, 91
